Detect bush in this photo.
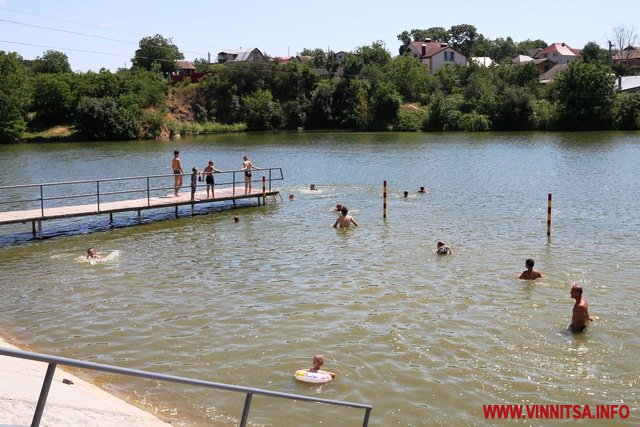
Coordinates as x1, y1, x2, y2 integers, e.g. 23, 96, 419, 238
613, 93, 640, 130
395, 105, 427, 131
459, 112, 491, 131
74, 97, 138, 140
531, 99, 558, 130
242, 89, 284, 130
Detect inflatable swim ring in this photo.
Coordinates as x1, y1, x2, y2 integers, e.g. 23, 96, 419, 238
294, 369, 333, 384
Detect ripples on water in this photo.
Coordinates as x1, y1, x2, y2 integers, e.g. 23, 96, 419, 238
0, 132, 639, 426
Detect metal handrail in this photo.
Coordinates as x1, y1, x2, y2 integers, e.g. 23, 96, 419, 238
0, 347, 372, 427
0, 168, 285, 215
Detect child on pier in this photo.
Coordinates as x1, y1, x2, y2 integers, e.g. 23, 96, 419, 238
190, 167, 198, 201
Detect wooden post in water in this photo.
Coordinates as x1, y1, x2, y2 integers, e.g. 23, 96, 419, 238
547, 193, 552, 237
383, 180, 387, 219
262, 176, 266, 204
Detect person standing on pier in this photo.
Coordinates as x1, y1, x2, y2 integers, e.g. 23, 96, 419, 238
202, 160, 222, 199
172, 150, 184, 197
242, 155, 260, 195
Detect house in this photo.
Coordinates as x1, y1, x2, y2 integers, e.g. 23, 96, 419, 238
612, 46, 640, 70
539, 63, 568, 84
510, 55, 554, 72
615, 75, 640, 93
510, 55, 534, 65
175, 60, 195, 76
533, 42, 580, 65
404, 40, 467, 73
471, 57, 494, 67
217, 48, 266, 64
334, 51, 348, 62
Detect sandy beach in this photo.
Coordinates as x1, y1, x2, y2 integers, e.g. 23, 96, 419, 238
0, 336, 170, 427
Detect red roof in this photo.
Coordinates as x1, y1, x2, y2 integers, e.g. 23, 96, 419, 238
537, 43, 580, 57
408, 41, 455, 58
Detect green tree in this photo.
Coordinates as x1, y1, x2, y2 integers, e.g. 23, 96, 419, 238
370, 81, 401, 129
0, 51, 30, 141
132, 34, 184, 75
306, 80, 336, 129
31, 73, 73, 126
491, 37, 518, 63
332, 79, 370, 129
31, 50, 72, 74
613, 92, 640, 130
358, 41, 391, 67
448, 24, 478, 58
516, 39, 547, 55
74, 96, 138, 140
581, 41, 607, 63
242, 89, 284, 130
552, 61, 615, 130
387, 55, 433, 102
299, 48, 327, 68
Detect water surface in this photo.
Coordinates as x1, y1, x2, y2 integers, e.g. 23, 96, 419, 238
0, 131, 638, 426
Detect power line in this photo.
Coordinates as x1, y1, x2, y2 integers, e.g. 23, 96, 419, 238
0, 18, 209, 58
0, 5, 225, 52
0, 39, 195, 65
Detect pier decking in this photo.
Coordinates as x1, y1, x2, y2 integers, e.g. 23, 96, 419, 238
0, 168, 283, 238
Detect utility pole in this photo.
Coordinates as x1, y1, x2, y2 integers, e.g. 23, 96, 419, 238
608, 40, 613, 66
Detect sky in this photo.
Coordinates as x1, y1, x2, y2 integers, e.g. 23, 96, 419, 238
1, 0, 638, 72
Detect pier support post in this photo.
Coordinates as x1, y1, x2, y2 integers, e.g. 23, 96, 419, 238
175, 206, 179, 218
137, 210, 141, 224
109, 213, 113, 225
37, 220, 43, 240
262, 177, 266, 205
32, 221, 36, 238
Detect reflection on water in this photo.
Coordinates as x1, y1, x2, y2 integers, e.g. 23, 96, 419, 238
0, 132, 639, 426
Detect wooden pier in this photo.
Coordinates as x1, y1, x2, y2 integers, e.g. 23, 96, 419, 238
0, 168, 283, 239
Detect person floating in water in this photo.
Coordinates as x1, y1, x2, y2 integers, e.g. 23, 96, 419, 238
335, 203, 342, 212
333, 206, 359, 228
305, 354, 336, 378
418, 186, 426, 193
518, 258, 542, 280
569, 284, 594, 333
86, 247, 98, 259
436, 241, 452, 255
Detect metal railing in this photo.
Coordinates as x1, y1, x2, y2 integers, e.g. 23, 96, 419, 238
0, 168, 284, 217
0, 347, 372, 427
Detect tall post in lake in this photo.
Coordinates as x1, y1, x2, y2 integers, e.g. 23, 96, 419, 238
547, 193, 552, 237
383, 181, 388, 219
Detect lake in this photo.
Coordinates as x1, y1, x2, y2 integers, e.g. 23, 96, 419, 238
0, 131, 638, 426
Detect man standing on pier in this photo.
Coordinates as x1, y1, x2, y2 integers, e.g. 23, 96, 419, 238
172, 150, 184, 197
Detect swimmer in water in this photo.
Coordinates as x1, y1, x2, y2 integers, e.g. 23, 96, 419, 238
305, 354, 336, 378
569, 284, 594, 333
436, 241, 452, 255
86, 247, 97, 259
518, 258, 542, 280
333, 206, 359, 228
418, 186, 426, 193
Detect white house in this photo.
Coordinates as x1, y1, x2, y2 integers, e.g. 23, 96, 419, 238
533, 43, 580, 65
405, 40, 467, 73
